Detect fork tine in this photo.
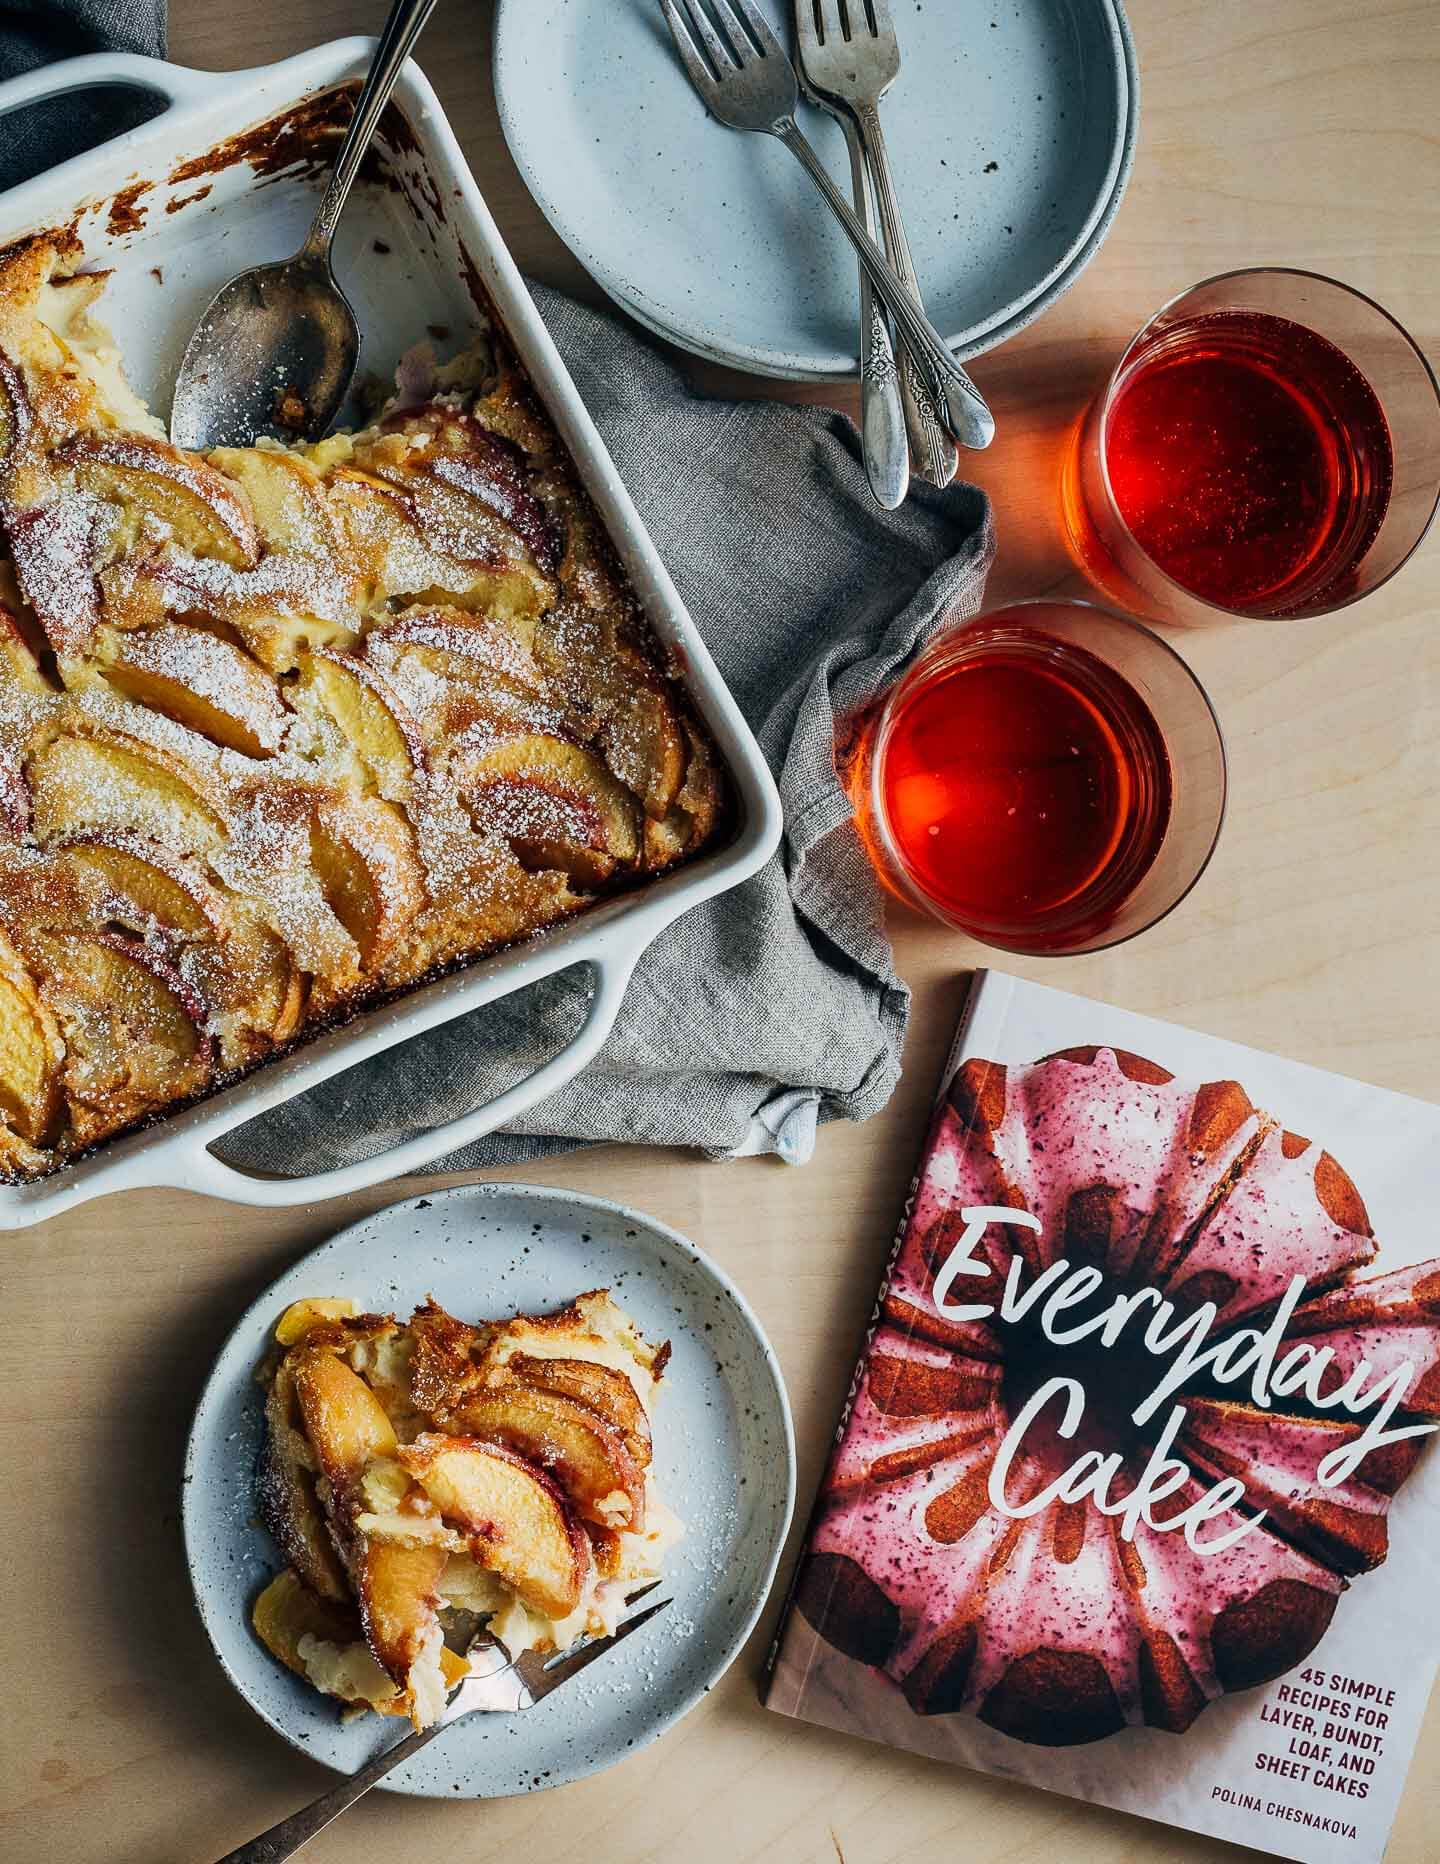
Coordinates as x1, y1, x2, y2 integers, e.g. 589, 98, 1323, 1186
677, 0, 741, 77
527, 1598, 673, 1699
705, 0, 757, 64
599, 1578, 663, 1612
659, 0, 721, 90
713, 0, 786, 59
808, 0, 840, 49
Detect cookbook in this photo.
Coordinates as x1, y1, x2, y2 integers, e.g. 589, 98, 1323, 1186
765, 971, 1440, 1862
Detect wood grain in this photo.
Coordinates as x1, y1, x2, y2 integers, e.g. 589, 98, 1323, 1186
2, 2, 1438, 1861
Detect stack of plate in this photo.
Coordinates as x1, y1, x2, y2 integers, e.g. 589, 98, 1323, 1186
494, 0, 1137, 380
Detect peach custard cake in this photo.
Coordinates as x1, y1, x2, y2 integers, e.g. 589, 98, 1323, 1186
0, 233, 724, 1180
254, 1289, 681, 1727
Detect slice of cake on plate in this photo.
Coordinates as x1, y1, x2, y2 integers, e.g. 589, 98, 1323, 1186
253, 1290, 681, 1728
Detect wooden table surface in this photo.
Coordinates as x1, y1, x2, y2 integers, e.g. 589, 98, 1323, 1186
4, 2, 1438, 1861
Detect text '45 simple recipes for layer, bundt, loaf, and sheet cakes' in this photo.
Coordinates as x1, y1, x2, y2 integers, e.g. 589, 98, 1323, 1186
767, 971, 1440, 1864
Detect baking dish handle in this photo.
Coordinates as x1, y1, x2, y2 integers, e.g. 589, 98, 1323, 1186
171, 945, 641, 1207
0, 52, 222, 127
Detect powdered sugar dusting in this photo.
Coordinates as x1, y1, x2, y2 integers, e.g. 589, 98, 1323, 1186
0, 238, 723, 1176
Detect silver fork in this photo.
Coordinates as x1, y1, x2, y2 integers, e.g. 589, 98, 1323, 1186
796, 0, 960, 488
660, 0, 993, 451
215, 1589, 670, 1862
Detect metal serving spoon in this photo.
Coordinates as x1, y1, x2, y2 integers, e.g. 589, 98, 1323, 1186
170, 0, 439, 452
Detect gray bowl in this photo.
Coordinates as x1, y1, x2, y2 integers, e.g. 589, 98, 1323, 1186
182, 1182, 796, 1797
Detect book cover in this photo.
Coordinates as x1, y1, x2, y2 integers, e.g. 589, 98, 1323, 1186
766, 971, 1440, 1862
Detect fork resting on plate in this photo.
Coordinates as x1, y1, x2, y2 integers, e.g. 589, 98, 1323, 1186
660, 0, 993, 454
215, 1590, 671, 1863
795, 0, 961, 488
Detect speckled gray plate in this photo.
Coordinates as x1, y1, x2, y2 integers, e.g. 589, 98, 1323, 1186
182, 1183, 795, 1797
494, 0, 1136, 378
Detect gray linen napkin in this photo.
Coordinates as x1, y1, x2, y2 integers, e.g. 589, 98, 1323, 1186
220, 290, 994, 1172
0, 11, 995, 1170
0, 1, 167, 191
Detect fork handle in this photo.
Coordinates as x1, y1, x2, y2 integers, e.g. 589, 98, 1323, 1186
852, 103, 959, 488
774, 117, 994, 451
840, 117, 908, 508
213, 1721, 443, 1863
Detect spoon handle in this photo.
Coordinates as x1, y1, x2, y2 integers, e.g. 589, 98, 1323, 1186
304, 0, 441, 259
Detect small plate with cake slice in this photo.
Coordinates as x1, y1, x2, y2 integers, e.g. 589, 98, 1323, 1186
182, 1182, 795, 1795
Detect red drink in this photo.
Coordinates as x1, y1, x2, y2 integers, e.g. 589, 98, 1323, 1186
860, 615, 1174, 950
1103, 310, 1394, 614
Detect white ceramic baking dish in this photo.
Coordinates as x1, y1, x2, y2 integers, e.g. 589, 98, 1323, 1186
0, 39, 782, 1229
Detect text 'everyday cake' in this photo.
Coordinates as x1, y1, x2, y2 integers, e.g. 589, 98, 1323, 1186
792, 1047, 1440, 1746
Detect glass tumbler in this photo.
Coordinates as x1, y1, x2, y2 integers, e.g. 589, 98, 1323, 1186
847, 600, 1226, 956
1061, 269, 1440, 624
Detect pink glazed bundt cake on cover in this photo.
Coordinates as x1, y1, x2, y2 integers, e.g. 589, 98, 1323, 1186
795, 1046, 1440, 1746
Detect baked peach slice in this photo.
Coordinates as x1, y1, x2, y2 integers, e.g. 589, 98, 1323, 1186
0, 345, 34, 465
291, 648, 424, 800
328, 462, 409, 508
26, 725, 228, 856
51, 832, 229, 940
325, 465, 423, 587
0, 759, 30, 840
327, 464, 554, 622
57, 432, 260, 567
600, 682, 687, 825
363, 408, 558, 572
260, 1356, 352, 1604
534, 598, 689, 824
3, 492, 106, 657
274, 1296, 360, 1347
51, 930, 213, 1064
0, 595, 53, 697
0, 594, 45, 834
406, 1300, 493, 1419
459, 732, 640, 888
252, 1566, 366, 1670
182, 918, 307, 1067
96, 547, 359, 672
478, 1289, 669, 1384
352, 1537, 451, 1726
399, 1433, 590, 1621
95, 624, 289, 758
253, 1566, 467, 1721
52, 833, 303, 1059
207, 445, 341, 559
508, 1353, 653, 1471
385, 452, 552, 575
414, 435, 559, 573
333, 451, 495, 559
23, 929, 213, 1142
291, 1344, 399, 1500
363, 609, 545, 698
0, 930, 65, 1147
310, 792, 424, 973
445, 1382, 646, 1531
